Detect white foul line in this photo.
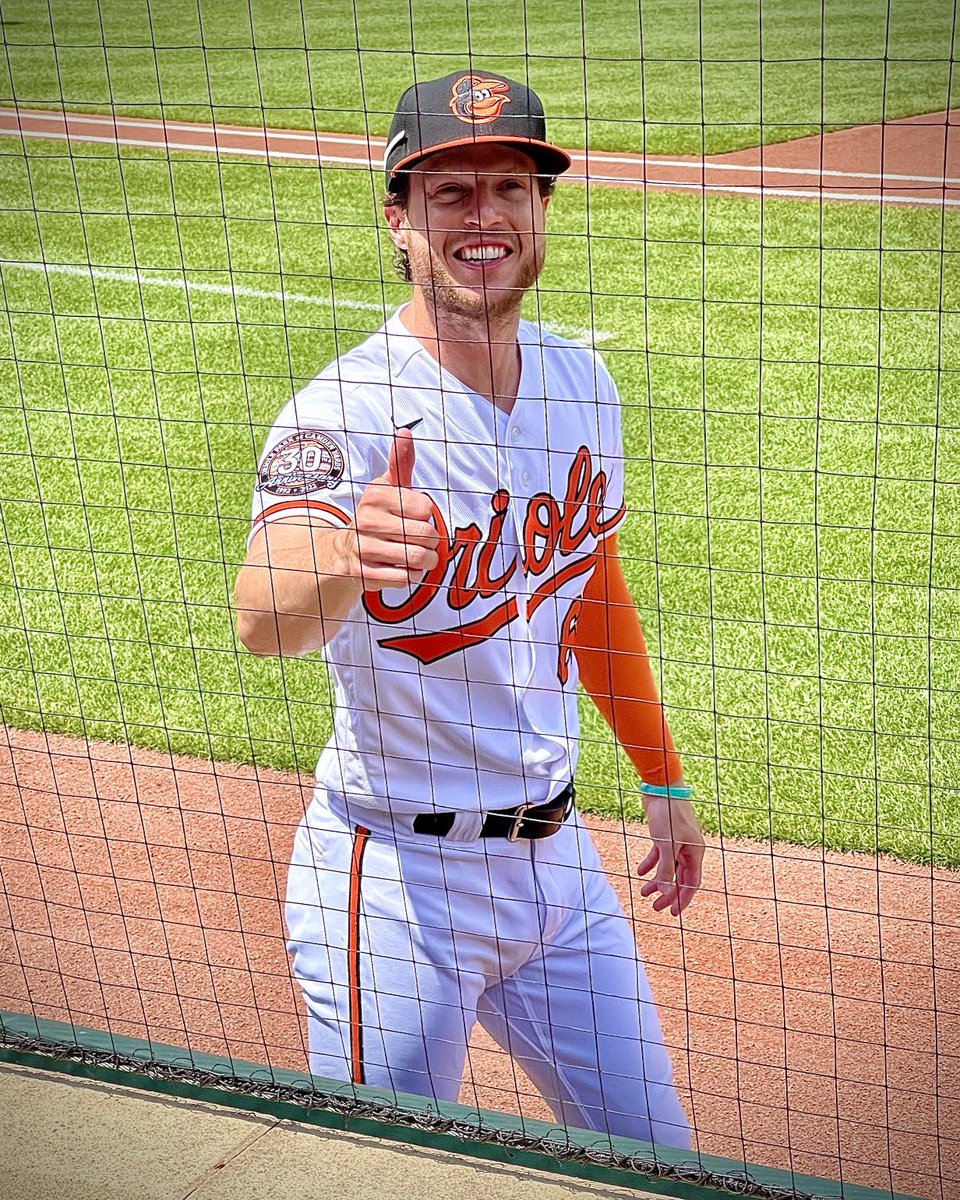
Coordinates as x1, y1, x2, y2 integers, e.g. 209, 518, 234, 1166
0, 260, 616, 345
0, 125, 370, 166
3, 108, 382, 148
569, 150, 960, 187
2, 123, 956, 207
586, 173, 960, 206
6, 107, 960, 187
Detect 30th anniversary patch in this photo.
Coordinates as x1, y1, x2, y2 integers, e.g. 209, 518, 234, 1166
257, 431, 345, 495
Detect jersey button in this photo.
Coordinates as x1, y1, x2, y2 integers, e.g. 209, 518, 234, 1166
521, 471, 532, 485
511, 426, 521, 442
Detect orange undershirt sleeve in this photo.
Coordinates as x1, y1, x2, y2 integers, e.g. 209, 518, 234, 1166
572, 533, 683, 787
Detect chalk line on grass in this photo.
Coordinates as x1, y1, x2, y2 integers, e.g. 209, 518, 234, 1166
1, 260, 616, 345
8, 107, 960, 187
7, 122, 957, 207
3, 106, 958, 207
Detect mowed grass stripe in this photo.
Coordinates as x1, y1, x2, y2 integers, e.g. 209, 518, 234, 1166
1, 139, 959, 863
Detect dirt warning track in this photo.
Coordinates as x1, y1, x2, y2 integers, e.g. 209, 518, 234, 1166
1, 105, 958, 206
1, 728, 959, 1199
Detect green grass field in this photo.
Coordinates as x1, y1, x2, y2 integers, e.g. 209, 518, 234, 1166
1, 131, 958, 864
1, 0, 958, 155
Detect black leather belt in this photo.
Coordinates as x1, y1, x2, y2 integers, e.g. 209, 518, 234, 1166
412, 783, 575, 842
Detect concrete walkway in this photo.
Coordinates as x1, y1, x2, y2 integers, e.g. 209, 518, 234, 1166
0, 1063, 661, 1200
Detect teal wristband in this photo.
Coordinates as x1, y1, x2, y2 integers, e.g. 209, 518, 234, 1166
641, 782, 693, 800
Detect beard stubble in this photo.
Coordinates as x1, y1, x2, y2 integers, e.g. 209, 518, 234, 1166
407, 237, 545, 325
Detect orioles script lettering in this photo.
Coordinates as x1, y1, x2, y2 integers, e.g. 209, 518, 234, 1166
364, 446, 625, 666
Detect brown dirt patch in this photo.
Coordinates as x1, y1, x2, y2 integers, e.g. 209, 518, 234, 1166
1, 106, 957, 206
1, 727, 958, 1199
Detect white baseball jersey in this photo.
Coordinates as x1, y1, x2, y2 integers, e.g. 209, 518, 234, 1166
251, 310, 626, 819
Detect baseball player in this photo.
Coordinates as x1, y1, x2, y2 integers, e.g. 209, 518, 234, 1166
234, 70, 705, 1150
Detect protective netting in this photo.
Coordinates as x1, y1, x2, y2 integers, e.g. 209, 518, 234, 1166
1, 2, 958, 1199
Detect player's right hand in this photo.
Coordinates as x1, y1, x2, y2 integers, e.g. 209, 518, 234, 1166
637, 796, 705, 917
344, 428, 440, 590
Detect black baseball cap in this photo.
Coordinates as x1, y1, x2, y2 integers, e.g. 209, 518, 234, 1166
384, 71, 572, 187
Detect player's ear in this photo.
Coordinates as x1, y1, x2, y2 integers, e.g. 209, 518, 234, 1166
383, 204, 408, 251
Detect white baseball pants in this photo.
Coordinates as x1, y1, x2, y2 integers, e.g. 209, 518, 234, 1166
285, 789, 691, 1149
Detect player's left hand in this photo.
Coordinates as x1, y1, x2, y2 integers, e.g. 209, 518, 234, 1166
636, 797, 705, 916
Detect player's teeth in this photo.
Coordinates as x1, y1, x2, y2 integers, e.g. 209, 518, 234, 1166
461, 246, 506, 261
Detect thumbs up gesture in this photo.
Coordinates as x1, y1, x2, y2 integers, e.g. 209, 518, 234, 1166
348, 428, 440, 591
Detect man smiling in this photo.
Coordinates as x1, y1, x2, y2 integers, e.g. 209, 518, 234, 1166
234, 71, 705, 1149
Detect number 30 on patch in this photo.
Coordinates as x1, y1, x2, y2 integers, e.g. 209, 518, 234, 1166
257, 431, 346, 496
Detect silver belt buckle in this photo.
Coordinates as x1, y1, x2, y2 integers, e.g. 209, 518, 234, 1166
507, 802, 536, 842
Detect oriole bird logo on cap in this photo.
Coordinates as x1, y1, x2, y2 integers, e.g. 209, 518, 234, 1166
449, 75, 510, 124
